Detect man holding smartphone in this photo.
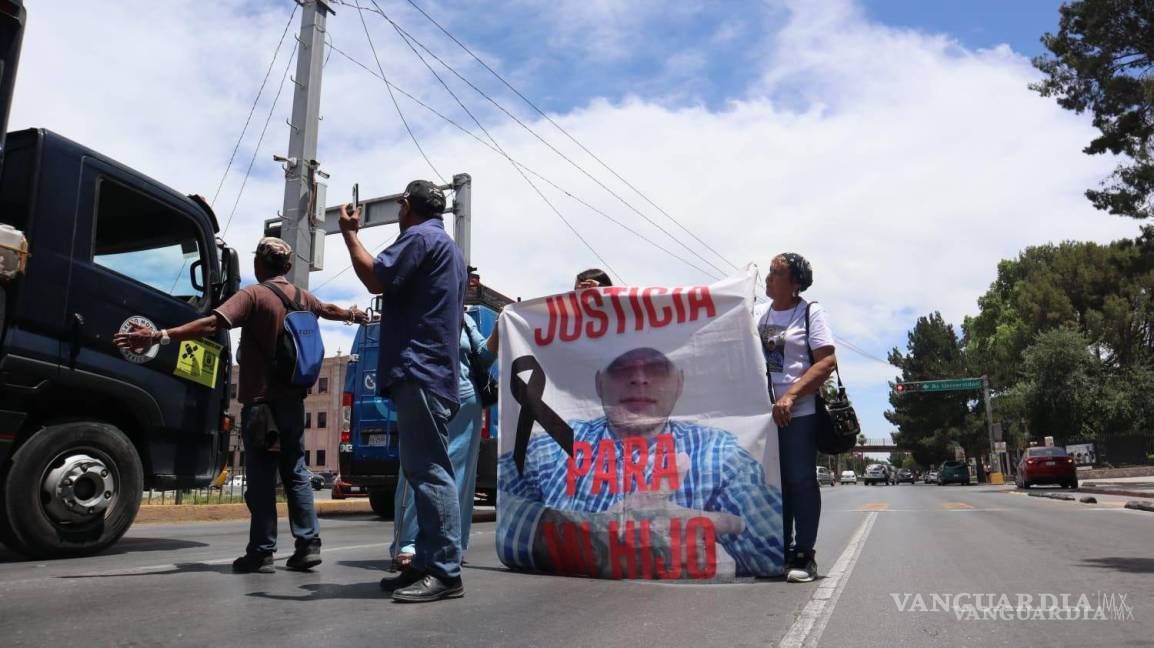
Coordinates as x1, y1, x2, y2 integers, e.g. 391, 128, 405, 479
338, 180, 468, 603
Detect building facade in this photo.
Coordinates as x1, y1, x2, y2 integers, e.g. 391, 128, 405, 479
225, 353, 348, 475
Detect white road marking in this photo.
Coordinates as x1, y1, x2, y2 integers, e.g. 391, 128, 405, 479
777, 511, 878, 648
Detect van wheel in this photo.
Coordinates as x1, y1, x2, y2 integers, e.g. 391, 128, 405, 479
2, 422, 142, 559
369, 487, 395, 519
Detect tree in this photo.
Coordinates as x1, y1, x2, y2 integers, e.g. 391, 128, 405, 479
1018, 327, 1103, 445
886, 313, 982, 466
1032, 0, 1154, 220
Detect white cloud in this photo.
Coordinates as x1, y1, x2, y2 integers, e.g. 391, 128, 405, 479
9, 0, 1140, 439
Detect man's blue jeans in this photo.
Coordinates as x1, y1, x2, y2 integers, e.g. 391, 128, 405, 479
390, 379, 462, 580
392, 390, 483, 559
240, 399, 319, 556
778, 413, 821, 553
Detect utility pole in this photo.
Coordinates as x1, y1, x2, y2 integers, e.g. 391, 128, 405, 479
278, 0, 332, 288
981, 374, 1001, 483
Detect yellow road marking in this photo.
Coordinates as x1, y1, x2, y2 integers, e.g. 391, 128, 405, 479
858, 502, 889, 511
943, 502, 975, 510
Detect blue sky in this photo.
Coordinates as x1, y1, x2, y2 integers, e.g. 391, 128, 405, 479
380, 0, 1068, 114
11, 0, 1137, 457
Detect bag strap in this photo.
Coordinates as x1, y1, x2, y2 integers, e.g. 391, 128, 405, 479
805, 301, 844, 389
261, 281, 305, 313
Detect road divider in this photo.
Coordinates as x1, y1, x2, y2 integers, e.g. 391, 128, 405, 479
1027, 492, 1075, 501
1123, 501, 1154, 513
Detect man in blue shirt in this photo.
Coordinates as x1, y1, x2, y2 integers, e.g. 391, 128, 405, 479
498, 347, 784, 579
338, 180, 467, 602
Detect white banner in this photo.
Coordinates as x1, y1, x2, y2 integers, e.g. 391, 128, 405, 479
495, 271, 784, 581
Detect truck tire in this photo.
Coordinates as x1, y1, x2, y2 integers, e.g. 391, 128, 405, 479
2, 422, 143, 559
369, 487, 395, 519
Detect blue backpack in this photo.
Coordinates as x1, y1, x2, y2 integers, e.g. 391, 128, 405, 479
260, 282, 324, 388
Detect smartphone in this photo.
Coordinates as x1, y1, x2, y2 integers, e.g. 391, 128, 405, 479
351, 183, 359, 212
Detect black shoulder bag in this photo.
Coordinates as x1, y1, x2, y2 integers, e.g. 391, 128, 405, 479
803, 302, 861, 455
464, 320, 499, 408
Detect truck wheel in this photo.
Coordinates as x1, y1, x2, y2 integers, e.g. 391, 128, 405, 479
369, 487, 395, 519
2, 422, 142, 559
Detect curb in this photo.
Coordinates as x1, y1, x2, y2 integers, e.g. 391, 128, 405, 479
135, 499, 373, 524
1078, 486, 1154, 499
134, 501, 498, 525
1124, 501, 1154, 513
1026, 492, 1075, 501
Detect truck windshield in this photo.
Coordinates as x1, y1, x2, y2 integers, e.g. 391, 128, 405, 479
0, 142, 31, 229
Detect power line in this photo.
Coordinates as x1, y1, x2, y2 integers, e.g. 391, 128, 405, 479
835, 336, 893, 367
399, 0, 741, 274
324, 41, 720, 280
221, 41, 298, 237
355, 3, 445, 184
364, 0, 623, 284
210, 4, 298, 209
361, 2, 728, 278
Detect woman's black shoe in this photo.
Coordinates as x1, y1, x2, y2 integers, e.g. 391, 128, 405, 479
380, 567, 425, 593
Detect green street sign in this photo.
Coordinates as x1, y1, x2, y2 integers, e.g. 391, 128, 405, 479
893, 378, 983, 394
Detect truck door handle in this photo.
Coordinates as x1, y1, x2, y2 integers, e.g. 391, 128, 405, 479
69, 313, 84, 364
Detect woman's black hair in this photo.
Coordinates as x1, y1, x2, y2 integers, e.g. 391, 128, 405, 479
575, 268, 613, 287
777, 253, 813, 292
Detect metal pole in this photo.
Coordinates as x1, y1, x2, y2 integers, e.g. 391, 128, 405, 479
981, 374, 998, 482
452, 173, 472, 269
279, 0, 332, 289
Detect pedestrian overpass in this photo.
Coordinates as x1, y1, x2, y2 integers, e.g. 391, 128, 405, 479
853, 437, 900, 453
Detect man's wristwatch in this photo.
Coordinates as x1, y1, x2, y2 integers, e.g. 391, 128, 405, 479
158, 329, 171, 346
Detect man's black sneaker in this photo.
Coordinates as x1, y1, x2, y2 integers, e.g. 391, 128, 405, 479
232, 552, 274, 574
392, 574, 464, 603
380, 567, 426, 593
786, 549, 817, 583
286, 538, 322, 571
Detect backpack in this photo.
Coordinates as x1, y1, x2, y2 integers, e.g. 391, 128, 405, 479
260, 282, 324, 388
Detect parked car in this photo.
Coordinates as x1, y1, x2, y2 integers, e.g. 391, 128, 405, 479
862, 463, 890, 486
896, 468, 916, 484
924, 470, 938, 484
840, 470, 857, 484
331, 474, 369, 499
938, 460, 970, 486
817, 466, 835, 486
311, 470, 336, 490
1016, 447, 1078, 489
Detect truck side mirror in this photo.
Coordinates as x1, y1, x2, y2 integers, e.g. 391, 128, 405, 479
220, 246, 240, 303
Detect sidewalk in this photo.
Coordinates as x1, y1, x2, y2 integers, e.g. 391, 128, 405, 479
1077, 475, 1154, 499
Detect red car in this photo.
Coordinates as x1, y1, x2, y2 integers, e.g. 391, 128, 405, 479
331, 474, 369, 500
1016, 447, 1078, 489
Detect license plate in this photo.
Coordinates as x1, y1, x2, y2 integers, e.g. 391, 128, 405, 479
1045, 460, 1056, 466
366, 433, 388, 447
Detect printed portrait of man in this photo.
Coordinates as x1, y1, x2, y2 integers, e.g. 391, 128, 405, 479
497, 347, 784, 579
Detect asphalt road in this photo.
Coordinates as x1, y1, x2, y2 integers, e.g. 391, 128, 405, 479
1, 484, 1151, 647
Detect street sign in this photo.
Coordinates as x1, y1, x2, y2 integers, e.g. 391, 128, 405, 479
994, 441, 1006, 452
893, 378, 983, 394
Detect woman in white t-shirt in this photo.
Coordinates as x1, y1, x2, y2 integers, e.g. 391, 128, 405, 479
754, 253, 837, 583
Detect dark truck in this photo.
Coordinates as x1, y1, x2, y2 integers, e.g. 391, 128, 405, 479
339, 277, 509, 518
0, 0, 241, 558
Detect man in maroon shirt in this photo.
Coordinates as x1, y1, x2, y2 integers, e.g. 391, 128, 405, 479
115, 237, 366, 573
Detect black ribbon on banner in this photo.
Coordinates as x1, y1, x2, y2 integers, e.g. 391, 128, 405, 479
510, 355, 574, 474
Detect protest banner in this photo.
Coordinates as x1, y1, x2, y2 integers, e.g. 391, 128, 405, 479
495, 271, 784, 581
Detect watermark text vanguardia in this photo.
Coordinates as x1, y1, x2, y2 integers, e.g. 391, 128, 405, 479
890, 592, 1135, 622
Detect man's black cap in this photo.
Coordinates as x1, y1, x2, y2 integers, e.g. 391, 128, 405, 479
403, 179, 446, 217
